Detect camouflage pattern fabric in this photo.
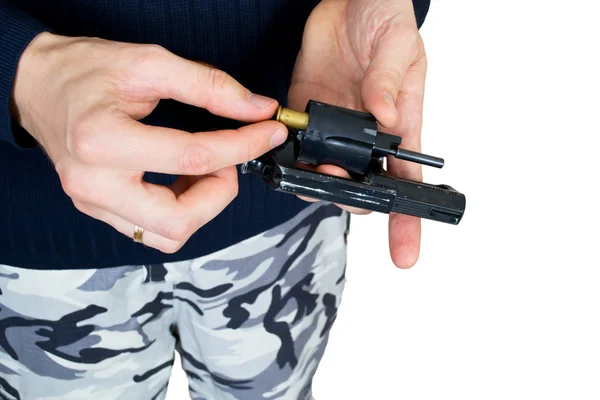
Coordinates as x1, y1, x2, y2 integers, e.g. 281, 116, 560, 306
0, 203, 349, 400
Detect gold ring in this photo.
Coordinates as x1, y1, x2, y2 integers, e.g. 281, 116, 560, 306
133, 225, 144, 243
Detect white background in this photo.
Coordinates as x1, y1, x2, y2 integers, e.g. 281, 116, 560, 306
168, 0, 600, 399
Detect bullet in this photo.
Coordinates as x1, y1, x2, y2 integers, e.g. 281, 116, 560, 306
276, 106, 309, 130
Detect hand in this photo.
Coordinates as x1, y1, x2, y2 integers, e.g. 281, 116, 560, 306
289, 0, 427, 269
12, 32, 287, 253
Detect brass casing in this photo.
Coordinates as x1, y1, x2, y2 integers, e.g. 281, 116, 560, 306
276, 106, 309, 130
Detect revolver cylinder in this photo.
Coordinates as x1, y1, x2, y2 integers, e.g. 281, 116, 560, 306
276, 101, 444, 175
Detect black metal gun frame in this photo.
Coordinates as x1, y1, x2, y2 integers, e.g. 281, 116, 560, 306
241, 100, 466, 225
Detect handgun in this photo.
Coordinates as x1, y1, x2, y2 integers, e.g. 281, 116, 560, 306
241, 100, 466, 225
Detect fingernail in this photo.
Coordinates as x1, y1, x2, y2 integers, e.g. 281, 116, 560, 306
248, 93, 275, 108
383, 92, 397, 113
270, 128, 287, 148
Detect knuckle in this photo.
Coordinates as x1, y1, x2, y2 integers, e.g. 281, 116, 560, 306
421, 51, 428, 72
157, 240, 185, 254
245, 135, 264, 160
206, 67, 230, 94
67, 38, 104, 58
125, 44, 170, 76
178, 144, 213, 175
67, 120, 100, 163
161, 219, 194, 242
57, 166, 89, 201
135, 44, 168, 61
387, 20, 419, 43
398, 24, 419, 42
394, 23, 424, 58
375, 65, 403, 92
143, 43, 168, 54
71, 200, 91, 215
159, 222, 178, 242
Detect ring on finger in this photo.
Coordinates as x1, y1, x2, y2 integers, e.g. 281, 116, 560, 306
133, 225, 145, 244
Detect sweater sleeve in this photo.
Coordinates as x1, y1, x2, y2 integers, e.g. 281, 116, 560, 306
0, 1, 52, 148
413, 0, 431, 29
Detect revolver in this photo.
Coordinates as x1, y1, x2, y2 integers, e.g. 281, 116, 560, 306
241, 100, 466, 225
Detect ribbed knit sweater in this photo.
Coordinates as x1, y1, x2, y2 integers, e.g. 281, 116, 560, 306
0, 0, 430, 270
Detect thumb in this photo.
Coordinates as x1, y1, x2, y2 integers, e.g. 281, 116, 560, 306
361, 25, 425, 128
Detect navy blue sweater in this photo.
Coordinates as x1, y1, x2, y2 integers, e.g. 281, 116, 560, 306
0, 0, 430, 270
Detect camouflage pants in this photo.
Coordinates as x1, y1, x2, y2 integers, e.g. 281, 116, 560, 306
0, 203, 349, 400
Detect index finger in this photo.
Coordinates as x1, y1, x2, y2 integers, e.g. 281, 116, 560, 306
129, 46, 279, 122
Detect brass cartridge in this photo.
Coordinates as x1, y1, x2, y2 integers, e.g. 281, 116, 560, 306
275, 106, 309, 130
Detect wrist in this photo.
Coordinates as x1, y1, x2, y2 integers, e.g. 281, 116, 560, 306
11, 31, 61, 132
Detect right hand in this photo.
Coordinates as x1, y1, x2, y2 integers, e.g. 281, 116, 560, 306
11, 32, 287, 253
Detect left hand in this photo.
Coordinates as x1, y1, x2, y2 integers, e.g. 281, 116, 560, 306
289, 0, 427, 269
